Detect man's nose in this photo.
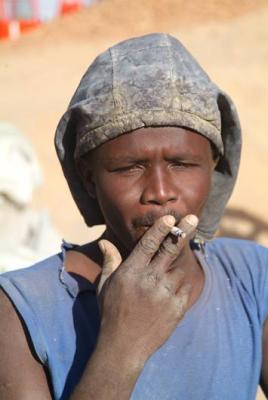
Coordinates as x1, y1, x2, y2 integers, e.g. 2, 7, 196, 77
140, 167, 178, 206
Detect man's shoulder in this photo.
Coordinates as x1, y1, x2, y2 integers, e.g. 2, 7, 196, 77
0, 252, 64, 306
0, 252, 62, 284
206, 236, 267, 257
205, 237, 268, 297
205, 237, 268, 271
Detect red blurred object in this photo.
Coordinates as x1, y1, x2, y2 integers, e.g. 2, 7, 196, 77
60, 1, 82, 15
0, 0, 84, 40
0, 0, 40, 40
0, 19, 40, 40
19, 19, 40, 32
0, 20, 9, 38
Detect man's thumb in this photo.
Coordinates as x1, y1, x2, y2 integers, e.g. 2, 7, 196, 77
97, 239, 122, 294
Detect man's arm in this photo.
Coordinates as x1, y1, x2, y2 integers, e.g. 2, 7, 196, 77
261, 317, 268, 396
0, 288, 143, 400
71, 215, 198, 399
0, 215, 197, 399
0, 289, 52, 400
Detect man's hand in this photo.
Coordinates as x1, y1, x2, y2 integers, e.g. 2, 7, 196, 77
97, 214, 198, 363
71, 214, 198, 400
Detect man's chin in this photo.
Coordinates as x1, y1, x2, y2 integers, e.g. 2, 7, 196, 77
105, 226, 151, 255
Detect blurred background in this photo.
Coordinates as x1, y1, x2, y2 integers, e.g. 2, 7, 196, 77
0, 0, 268, 251
0, 1, 268, 398
1, 0, 268, 257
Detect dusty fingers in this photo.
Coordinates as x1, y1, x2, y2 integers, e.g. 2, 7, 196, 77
98, 240, 122, 295
153, 214, 198, 269
127, 215, 176, 266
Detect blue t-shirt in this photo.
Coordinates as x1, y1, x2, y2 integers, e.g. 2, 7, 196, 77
0, 238, 268, 400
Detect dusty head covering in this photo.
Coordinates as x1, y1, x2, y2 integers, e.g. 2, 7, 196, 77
55, 33, 241, 241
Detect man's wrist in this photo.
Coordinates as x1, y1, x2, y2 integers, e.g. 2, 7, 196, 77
70, 333, 145, 400
95, 330, 147, 373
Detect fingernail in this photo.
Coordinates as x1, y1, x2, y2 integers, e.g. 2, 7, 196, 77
164, 215, 176, 226
178, 215, 199, 236
184, 215, 199, 227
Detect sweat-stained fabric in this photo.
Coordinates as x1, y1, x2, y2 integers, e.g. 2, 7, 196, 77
54, 33, 242, 241
0, 238, 268, 400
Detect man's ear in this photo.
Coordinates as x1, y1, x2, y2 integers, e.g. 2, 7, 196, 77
76, 158, 97, 199
85, 177, 97, 199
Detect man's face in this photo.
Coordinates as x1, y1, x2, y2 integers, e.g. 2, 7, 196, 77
85, 127, 215, 251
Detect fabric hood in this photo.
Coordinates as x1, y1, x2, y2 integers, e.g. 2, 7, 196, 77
55, 33, 242, 241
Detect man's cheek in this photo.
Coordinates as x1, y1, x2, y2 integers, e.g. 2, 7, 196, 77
183, 186, 208, 214
103, 199, 131, 229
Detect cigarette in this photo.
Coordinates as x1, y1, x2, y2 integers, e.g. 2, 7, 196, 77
170, 227, 186, 238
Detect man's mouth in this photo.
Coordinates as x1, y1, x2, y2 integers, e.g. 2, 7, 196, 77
132, 210, 183, 231
135, 225, 151, 233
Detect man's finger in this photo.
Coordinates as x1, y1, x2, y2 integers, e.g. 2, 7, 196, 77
98, 240, 122, 294
161, 267, 185, 295
127, 215, 176, 266
151, 215, 198, 271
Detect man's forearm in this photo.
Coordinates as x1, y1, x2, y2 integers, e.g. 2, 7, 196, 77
70, 336, 145, 400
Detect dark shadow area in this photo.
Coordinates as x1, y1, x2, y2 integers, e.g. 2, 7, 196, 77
60, 273, 100, 400
217, 207, 268, 244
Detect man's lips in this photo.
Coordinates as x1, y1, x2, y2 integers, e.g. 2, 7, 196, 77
132, 210, 182, 230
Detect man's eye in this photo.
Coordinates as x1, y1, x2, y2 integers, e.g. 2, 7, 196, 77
114, 165, 143, 173
171, 161, 197, 169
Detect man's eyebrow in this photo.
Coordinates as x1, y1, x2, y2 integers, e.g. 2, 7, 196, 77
103, 156, 146, 163
104, 154, 206, 163
165, 153, 204, 162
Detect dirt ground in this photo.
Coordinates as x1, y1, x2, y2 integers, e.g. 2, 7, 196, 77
0, 1, 268, 397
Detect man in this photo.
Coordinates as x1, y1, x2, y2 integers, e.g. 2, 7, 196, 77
0, 33, 268, 399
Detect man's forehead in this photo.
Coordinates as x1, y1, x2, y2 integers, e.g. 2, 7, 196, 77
92, 126, 212, 159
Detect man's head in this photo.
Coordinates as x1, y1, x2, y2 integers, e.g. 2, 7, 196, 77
55, 33, 241, 242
